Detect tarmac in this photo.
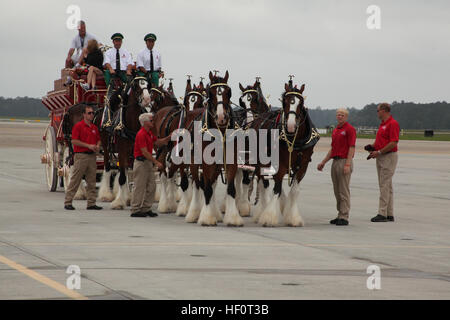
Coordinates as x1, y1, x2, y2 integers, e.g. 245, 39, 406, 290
0, 122, 449, 300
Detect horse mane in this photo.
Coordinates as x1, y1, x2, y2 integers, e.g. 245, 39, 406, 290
240, 84, 269, 112
280, 86, 306, 118
210, 75, 227, 84
281, 86, 303, 101
257, 85, 268, 107
166, 88, 179, 105
109, 87, 124, 111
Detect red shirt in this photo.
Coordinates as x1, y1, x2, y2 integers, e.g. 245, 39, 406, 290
330, 122, 356, 159
374, 116, 400, 152
72, 120, 100, 153
134, 127, 157, 158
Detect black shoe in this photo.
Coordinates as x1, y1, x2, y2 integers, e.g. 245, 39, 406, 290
336, 219, 349, 226
64, 205, 75, 210
87, 205, 103, 210
387, 216, 395, 222
131, 212, 147, 217
371, 214, 388, 222
145, 211, 158, 217
330, 218, 339, 224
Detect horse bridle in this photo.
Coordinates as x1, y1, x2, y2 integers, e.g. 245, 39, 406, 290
239, 88, 263, 117
129, 76, 150, 109
207, 83, 232, 128
149, 87, 165, 107
281, 91, 306, 136
184, 90, 206, 109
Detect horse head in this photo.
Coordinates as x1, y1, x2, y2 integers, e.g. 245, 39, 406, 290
239, 80, 268, 124
206, 70, 232, 129
108, 85, 125, 112
282, 83, 306, 134
149, 83, 178, 112
184, 82, 206, 111
129, 77, 151, 111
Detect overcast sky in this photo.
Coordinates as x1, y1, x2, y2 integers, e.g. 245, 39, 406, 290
1, 0, 449, 109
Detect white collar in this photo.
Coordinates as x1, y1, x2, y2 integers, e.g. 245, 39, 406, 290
78, 32, 91, 39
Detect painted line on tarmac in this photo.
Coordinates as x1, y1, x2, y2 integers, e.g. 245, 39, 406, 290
17, 242, 450, 249
0, 254, 88, 300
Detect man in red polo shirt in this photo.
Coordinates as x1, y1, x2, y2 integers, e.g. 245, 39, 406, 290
318, 108, 356, 226
64, 105, 102, 210
130, 112, 167, 217
365, 103, 400, 222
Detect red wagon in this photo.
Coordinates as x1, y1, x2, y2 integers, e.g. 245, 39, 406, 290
40, 68, 107, 191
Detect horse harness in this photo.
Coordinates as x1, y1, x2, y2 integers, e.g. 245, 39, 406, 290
154, 104, 187, 161
151, 87, 179, 108
199, 82, 240, 184
103, 77, 150, 141
278, 91, 320, 184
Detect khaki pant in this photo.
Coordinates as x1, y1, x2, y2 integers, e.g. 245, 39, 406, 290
64, 153, 97, 207
331, 159, 353, 220
376, 152, 398, 217
131, 160, 156, 214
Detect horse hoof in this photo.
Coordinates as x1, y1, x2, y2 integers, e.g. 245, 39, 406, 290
227, 223, 244, 227
237, 203, 251, 217
99, 196, 114, 202
111, 202, 124, 210
286, 222, 304, 227
262, 223, 274, 228
201, 223, 217, 227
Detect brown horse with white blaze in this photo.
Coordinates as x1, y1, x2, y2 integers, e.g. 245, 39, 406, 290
193, 71, 244, 227
251, 82, 320, 227
151, 77, 206, 215
233, 79, 271, 214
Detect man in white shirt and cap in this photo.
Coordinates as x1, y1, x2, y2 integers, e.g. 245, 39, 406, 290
137, 33, 164, 87
65, 21, 97, 68
103, 33, 134, 99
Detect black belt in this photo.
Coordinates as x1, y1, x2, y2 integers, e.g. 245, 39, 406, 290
333, 156, 345, 160
135, 156, 146, 161
76, 151, 94, 155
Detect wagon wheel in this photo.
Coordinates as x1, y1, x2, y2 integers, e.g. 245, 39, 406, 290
44, 126, 58, 191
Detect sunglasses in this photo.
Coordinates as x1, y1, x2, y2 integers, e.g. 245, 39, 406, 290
85, 111, 95, 115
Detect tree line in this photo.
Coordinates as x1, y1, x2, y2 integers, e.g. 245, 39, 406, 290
0, 97, 49, 118
310, 101, 450, 130
0, 97, 449, 129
